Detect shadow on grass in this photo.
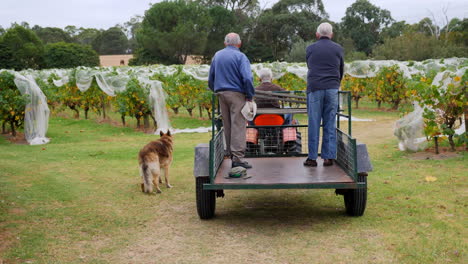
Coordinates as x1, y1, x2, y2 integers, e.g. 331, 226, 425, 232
208, 191, 352, 230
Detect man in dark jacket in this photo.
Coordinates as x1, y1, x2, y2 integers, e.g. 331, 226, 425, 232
304, 22, 344, 167
255, 68, 292, 124
209, 32, 255, 169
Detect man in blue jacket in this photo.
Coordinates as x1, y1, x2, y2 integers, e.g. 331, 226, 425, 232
304, 23, 344, 167
209, 33, 255, 169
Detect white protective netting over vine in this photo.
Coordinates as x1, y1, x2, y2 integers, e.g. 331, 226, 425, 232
13, 73, 50, 145
393, 65, 467, 151
4, 57, 466, 145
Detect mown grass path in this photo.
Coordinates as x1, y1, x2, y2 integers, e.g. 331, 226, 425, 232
0, 110, 466, 263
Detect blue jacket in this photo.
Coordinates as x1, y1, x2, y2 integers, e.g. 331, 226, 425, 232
208, 46, 255, 100
306, 37, 344, 93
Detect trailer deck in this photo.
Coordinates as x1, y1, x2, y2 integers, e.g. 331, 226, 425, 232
205, 157, 357, 190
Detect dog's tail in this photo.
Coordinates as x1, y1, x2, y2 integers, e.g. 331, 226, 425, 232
140, 162, 153, 193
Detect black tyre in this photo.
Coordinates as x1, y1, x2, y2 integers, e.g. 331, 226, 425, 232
246, 142, 258, 156
344, 173, 367, 216
285, 131, 302, 154
196, 177, 216, 219
294, 131, 302, 153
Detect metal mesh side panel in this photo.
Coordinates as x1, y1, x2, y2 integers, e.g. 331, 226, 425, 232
211, 127, 225, 180
336, 129, 357, 180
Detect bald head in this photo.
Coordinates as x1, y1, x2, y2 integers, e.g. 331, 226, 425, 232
224, 33, 241, 47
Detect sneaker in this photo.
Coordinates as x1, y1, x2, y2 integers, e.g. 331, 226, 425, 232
323, 159, 334, 166
232, 161, 252, 169
303, 158, 317, 167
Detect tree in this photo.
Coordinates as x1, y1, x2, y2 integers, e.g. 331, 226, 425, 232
44, 42, 99, 68
341, 0, 394, 55
248, 0, 327, 61
442, 18, 468, 46
92, 27, 128, 55
379, 21, 408, 40
0, 25, 44, 70
123, 15, 143, 53
65, 25, 79, 37
285, 39, 314, 62
200, 0, 259, 12
32, 26, 72, 44
372, 32, 467, 61
133, 0, 212, 65
202, 6, 239, 62
74, 28, 101, 46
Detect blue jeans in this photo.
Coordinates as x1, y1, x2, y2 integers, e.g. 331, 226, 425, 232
307, 89, 338, 160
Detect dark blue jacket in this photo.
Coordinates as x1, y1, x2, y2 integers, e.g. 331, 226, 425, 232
306, 37, 344, 93
208, 46, 255, 100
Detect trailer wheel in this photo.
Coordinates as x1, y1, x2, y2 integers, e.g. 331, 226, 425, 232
196, 177, 216, 219
344, 173, 367, 216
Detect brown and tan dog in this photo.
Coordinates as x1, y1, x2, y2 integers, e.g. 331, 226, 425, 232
138, 130, 173, 194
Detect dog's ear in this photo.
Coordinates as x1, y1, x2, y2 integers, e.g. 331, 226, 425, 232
167, 130, 171, 136
160, 130, 164, 137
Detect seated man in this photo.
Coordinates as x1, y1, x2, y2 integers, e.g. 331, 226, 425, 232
255, 68, 292, 124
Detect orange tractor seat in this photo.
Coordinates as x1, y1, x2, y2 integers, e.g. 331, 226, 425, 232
254, 114, 284, 126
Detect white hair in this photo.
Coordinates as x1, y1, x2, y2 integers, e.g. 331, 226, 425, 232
317, 23, 333, 37
259, 68, 273, 82
224, 33, 241, 46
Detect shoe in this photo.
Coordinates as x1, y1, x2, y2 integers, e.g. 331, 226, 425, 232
232, 161, 252, 169
323, 159, 334, 166
303, 158, 317, 167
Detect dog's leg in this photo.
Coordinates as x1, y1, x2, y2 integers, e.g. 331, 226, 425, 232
140, 164, 153, 193
164, 165, 172, 188
150, 164, 162, 193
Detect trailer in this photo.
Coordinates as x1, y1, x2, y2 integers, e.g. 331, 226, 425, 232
194, 91, 372, 219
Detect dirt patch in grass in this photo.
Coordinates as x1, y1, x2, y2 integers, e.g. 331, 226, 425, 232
97, 118, 123, 127
351, 118, 396, 145
0, 208, 25, 262
0, 229, 15, 261
408, 147, 464, 160
1, 132, 28, 145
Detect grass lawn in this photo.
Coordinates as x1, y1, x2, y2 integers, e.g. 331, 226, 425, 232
0, 107, 466, 263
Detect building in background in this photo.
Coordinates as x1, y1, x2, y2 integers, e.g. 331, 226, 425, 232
99, 54, 134, 66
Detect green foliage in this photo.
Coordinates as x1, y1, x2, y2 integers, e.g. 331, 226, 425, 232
285, 39, 314, 62
0, 26, 44, 70
79, 81, 110, 119
44, 42, 99, 69
341, 0, 394, 55
200, 0, 259, 11
345, 51, 368, 62
134, 0, 213, 65
0, 71, 29, 136
92, 27, 128, 55
202, 6, 239, 62
73, 28, 101, 46
32, 26, 72, 44
374, 65, 410, 109
250, 0, 326, 61
341, 75, 369, 108
372, 32, 467, 61
114, 78, 151, 126
273, 72, 306, 91
47, 71, 83, 117
413, 71, 467, 151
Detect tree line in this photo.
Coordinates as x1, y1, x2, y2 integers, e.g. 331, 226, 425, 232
0, 0, 466, 70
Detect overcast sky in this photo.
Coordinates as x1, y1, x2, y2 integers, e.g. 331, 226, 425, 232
1, 0, 467, 30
